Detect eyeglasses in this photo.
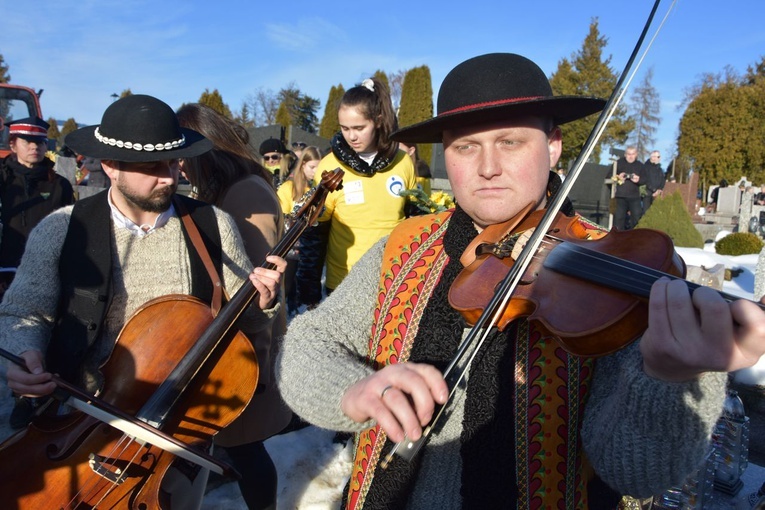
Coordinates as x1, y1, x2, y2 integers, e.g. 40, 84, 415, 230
292, 142, 307, 149
263, 154, 282, 162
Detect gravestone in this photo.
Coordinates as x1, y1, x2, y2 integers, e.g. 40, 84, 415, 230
717, 187, 741, 214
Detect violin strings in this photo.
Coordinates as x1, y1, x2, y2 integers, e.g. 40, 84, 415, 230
512, 235, 666, 296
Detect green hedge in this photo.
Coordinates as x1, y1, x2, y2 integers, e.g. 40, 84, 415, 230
715, 232, 764, 256
635, 191, 704, 248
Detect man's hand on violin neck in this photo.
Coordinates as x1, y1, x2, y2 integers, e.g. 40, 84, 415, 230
6, 350, 56, 398
640, 278, 765, 382
340, 363, 448, 443
250, 255, 287, 309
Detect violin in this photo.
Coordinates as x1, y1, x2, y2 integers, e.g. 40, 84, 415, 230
381, 0, 681, 467
0, 169, 343, 509
448, 204, 686, 357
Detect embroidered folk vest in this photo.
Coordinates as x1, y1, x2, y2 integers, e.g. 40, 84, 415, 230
347, 211, 606, 510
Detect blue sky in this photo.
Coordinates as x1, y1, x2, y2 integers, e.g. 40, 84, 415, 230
2, 0, 763, 164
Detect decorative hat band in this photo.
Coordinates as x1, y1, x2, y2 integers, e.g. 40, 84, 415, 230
439, 95, 545, 117
9, 124, 48, 137
94, 126, 186, 152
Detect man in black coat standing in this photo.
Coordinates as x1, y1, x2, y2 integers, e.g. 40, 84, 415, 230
642, 150, 665, 213
612, 146, 644, 230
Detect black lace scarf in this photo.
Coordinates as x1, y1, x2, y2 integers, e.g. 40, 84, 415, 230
329, 133, 396, 176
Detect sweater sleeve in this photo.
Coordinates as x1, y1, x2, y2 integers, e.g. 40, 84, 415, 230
213, 205, 279, 326
275, 237, 386, 432
0, 207, 72, 359
582, 342, 727, 497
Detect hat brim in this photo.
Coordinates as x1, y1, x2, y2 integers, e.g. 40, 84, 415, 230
65, 126, 213, 163
391, 96, 606, 144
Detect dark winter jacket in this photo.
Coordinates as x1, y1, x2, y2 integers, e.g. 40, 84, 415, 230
0, 155, 75, 268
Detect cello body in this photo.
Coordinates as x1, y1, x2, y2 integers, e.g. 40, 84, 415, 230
0, 295, 258, 509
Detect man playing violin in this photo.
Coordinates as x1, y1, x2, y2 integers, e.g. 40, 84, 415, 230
276, 53, 765, 509
0, 95, 286, 509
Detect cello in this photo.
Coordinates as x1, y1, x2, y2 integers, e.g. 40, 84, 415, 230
0, 168, 343, 509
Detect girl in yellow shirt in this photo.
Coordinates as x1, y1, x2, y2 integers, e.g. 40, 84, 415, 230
315, 77, 416, 292
277, 147, 323, 312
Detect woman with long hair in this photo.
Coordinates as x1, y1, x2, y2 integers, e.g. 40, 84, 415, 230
176, 103, 290, 510
276, 146, 322, 315
314, 77, 416, 294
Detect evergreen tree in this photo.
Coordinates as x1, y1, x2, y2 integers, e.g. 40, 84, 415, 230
295, 95, 320, 133
46, 117, 61, 148
372, 70, 389, 92
636, 191, 703, 248
60, 118, 78, 146
0, 54, 10, 83
549, 18, 633, 167
678, 64, 765, 188
275, 102, 291, 129
399, 65, 434, 166
234, 102, 254, 128
198, 88, 232, 118
319, 84, 345, 139
277, 84, 320, 133
628, 67, 660, 160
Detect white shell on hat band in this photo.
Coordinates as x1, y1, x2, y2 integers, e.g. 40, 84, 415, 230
94, 127, 185, 152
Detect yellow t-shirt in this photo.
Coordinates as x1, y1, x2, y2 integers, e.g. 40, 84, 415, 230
316, 150, 416, 289
276, 180, 296, 215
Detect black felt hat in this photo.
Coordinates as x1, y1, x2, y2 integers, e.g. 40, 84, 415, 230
259, 138, 290, 156
392, 53, 606, 143
65, 94, 212, 162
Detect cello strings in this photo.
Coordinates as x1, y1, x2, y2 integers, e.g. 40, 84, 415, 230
66, 432, 141, 508
65, 420, 158, 508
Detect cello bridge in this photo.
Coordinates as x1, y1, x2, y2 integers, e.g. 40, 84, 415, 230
89, 453, 126, 484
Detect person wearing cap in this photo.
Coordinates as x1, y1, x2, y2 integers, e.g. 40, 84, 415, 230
0, 116, 74, 299
276, 53, 765, 508
0, 95, 286, 509
259, 137, 292, 189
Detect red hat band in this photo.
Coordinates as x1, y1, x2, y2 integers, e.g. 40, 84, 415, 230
9, 123, 48, 138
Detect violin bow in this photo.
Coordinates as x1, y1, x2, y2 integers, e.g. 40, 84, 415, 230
0, 348, 236, 477
382, 0, 677, 467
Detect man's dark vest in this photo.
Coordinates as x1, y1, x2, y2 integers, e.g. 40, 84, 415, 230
46, 191, 223, 384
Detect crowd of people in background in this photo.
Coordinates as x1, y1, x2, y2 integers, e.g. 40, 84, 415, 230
1, 56, 765, 510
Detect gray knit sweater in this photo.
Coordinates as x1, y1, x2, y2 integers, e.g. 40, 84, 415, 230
276, 237, 728, 506
0, 203, 277, 388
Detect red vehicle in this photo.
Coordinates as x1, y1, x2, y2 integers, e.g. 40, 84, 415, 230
0, 83, 45, 159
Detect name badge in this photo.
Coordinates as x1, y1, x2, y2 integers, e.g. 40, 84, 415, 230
345, 180, 365, 205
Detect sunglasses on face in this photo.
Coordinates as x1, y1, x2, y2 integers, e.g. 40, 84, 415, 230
263, 154, 282, 162
292, 142, 307, 149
